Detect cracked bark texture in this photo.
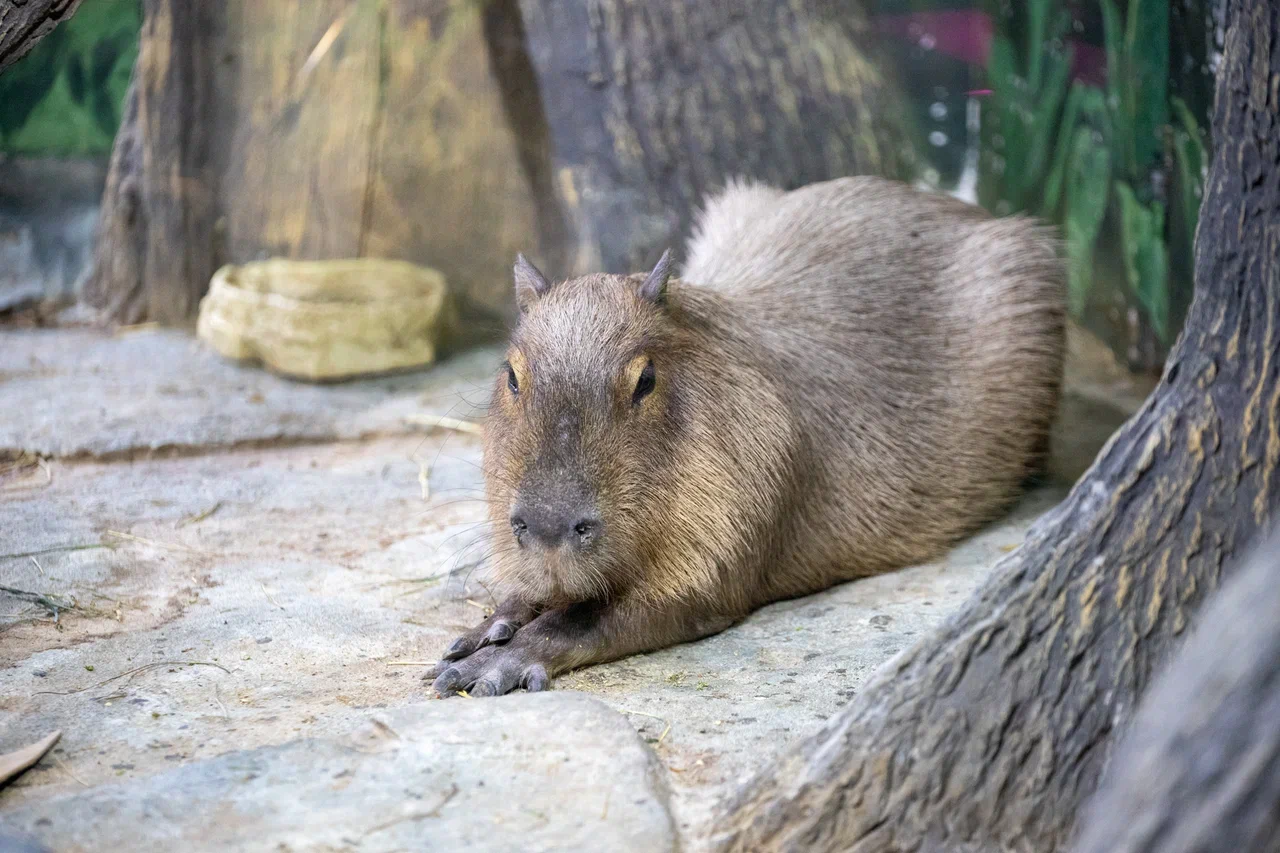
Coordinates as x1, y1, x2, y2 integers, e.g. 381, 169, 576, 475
709, 1, 1280, 851
0, 0, 82, 72
1069, 527, 1280, 853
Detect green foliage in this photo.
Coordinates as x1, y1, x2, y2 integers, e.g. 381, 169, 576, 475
979, 0, 1204, 347
1096, 0, 1173, 336
1043, 84, 1109, 218
1063, 124, 1111, 316
1116, 184, 1169, 339
979, 0, 1074, 213
0, 0, 141, 156
1100, 0, 1169, 182
1041, 83, 1081, 216
1170, 95, 1208, 244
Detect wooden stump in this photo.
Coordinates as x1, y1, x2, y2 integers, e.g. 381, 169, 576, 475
515, 0, 913, 275
81, 0, 218, 325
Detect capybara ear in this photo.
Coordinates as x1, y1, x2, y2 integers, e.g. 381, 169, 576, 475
513, 253, 552, 311
636, 249, 674, 304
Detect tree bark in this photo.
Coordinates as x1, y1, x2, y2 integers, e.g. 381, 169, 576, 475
0, 0, 82, 72
515, 0, 913, 276
80, 71, 144, 322
83, 0, 559, 326
84, 0, 911, 326
81, 0, 218, 325
1069, 527, 1280, 853
709, 1, 1280, 850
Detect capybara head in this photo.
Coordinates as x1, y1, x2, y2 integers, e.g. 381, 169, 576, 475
483, 252, 688, 606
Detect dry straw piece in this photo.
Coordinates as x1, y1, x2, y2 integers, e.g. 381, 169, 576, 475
197, 258, 455, 382
402, 414, 484, 436
0, 731, 62, 788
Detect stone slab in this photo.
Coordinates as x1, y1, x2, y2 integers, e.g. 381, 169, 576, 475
0, 693, 678, 853
0, 328, 499, 459
560, 487, 1065, 838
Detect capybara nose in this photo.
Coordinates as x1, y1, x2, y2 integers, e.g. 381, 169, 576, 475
510, 506, 601, 549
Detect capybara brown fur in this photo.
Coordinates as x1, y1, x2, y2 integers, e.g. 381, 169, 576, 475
430, 175, 1066, 697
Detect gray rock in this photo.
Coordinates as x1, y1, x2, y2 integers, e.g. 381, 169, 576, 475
0, 328, 499, 459
0, 693, 678, 853
0, 158, 106, 311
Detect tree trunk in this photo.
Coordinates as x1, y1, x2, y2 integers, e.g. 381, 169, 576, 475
709, 1, 1280, 850
80, 0, 218, 325
83, 0, 545, 326
0, 0, 82, 72
515, 0, 913, 276
80, 71, 144, 322
83, 0, 910, 326
1068, 527, 1280, 853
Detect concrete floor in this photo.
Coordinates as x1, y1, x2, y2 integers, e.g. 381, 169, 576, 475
0, 326, 1153, 852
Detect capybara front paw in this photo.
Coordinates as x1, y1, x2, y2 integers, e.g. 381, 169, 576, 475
427, 643, 551, 698
435, 597, 539, 665
438, 615, 521, 664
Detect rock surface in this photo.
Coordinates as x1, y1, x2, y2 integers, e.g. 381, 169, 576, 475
0, 694, 677, 853
0, 328, 494, 458
0, 327, 1142, 850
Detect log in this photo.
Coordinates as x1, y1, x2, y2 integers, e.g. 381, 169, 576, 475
0, 0, 83, 72
1069, 527, 1280, 853
355, 0, 548, 320
84, 0, 910, 326
709, 1, 1280, 850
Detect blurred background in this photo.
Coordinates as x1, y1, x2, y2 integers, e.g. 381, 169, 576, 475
0, 0, 1218, 373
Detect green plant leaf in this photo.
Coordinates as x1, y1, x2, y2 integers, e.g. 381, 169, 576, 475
1124, 0, 1170, 176
1020, 43, 1074, 209
1045, 85, 1110, 222
983, 10, 1074, 212
1099, 0, 1131, 176
984, 35, 1031, 210
1171, 95, 1208, 170
1116, 183, 1170, 340
1027, 0, 1051, 92
1169, 95, 1208, 245
0, 0, 141, 157
1171, 140, 1204, 249
1064, 125, 1112, 318
1041, 83, 1084, 217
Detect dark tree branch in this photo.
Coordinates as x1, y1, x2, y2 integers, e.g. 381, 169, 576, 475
709, 1, 1280, 849
0, 0, 83, 72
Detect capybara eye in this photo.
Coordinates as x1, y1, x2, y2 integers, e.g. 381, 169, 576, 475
632, 360, 655, 404
504, 362, 519, 395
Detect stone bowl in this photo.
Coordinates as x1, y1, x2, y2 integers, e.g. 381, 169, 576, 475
196, 258, 455, 382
